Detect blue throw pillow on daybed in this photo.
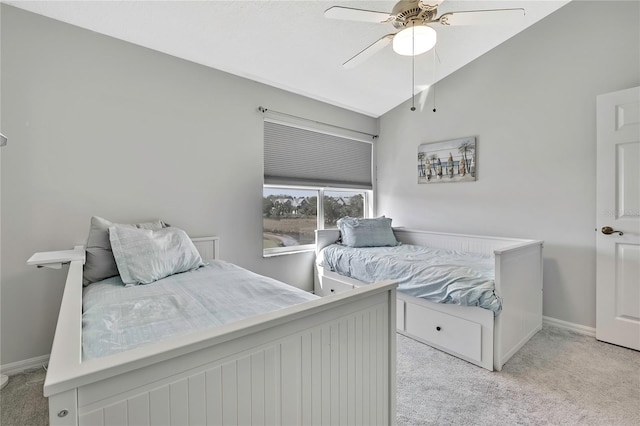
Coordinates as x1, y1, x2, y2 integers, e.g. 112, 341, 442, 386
337, 216, 398, 248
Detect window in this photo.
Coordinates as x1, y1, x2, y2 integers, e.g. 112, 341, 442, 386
263, 119, 374, 255
263, 187, 317, 252
263, 186, 367, 254
323, 190, 365, 229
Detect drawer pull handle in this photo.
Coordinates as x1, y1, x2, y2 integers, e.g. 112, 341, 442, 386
436, 326, 441, 331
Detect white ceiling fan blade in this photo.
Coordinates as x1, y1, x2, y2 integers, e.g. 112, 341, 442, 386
343, 34, 394, 69
325, 6, 393, 24
438, 8, 525, 26
418, 0, 445, 12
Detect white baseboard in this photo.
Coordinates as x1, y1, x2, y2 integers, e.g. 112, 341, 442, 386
0, 354, 49, 376
543, 316, 596, 337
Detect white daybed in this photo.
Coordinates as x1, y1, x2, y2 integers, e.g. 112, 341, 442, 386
32, 236, 397, 426
315, 228, 543, 371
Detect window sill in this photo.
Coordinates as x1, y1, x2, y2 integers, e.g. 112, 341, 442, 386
263, 247, 315, 258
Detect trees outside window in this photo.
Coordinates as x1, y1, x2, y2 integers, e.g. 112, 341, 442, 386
263, 187, 367, 254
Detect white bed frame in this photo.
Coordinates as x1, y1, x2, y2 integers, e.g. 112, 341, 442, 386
315, 228, 543, 371
36, 237, 397, 426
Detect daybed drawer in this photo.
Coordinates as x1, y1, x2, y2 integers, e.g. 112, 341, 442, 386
405, 302, 482, 363
318, 278, 354, 296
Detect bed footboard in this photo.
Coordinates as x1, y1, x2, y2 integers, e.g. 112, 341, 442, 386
46, 253, 397, 425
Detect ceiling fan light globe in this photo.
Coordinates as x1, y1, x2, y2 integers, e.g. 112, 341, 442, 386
392, 25, 437, 56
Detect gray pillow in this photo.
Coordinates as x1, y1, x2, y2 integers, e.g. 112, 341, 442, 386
83, 216, 168, 285
109, 226, 204, 286
337, 216, 398, 248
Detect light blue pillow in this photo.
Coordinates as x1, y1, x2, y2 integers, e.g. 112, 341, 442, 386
109, 226, 204, 285
337, 216, 398, 248
83, 216, 168, 285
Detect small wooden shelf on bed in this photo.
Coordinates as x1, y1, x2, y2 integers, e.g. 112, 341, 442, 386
27, 246, 86, 269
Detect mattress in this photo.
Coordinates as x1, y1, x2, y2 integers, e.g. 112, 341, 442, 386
317, 244, 502, 314
82, 260, 318, 360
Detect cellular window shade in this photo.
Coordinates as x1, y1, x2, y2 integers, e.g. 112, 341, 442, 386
264, 121, 373, 189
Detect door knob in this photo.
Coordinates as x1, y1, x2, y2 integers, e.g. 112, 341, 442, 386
601, 226, 623, 236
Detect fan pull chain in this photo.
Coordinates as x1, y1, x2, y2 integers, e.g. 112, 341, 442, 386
411, 53, 416, 111
432, 49, 442, 112
411, 26, 416, 111
432, 49, 436, 112
432, 87, 436, 112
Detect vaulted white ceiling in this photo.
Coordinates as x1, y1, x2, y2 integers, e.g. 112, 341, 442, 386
6, 0, 570, 117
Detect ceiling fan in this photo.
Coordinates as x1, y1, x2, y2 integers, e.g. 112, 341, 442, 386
325, 0, 525, 68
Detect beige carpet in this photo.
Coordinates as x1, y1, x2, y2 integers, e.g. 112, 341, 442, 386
1, 325, 638, 426
0, 367, 48, 426
397, 325, 640, 425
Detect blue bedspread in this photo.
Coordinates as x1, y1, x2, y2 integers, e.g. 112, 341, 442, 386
318, 244, 501, 315
82, 260, 318, 360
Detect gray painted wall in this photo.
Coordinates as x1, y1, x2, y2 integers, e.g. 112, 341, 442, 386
0, 5, 377, 365
2, 0, 637, 366
376, 1, 639, 328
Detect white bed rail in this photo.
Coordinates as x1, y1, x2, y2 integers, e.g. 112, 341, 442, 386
45, 259, 83, 425
392, 228, 537, 256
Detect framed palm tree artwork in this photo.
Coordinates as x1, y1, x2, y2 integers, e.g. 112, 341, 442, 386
418, 136, 476, 184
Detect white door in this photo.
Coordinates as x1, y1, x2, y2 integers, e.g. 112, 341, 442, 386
596, 86, 640, 350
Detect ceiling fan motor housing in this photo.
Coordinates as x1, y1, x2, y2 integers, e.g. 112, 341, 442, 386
391, 0, 438, 29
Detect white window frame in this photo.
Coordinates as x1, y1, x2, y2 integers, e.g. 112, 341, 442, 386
263, 185, 372, 257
